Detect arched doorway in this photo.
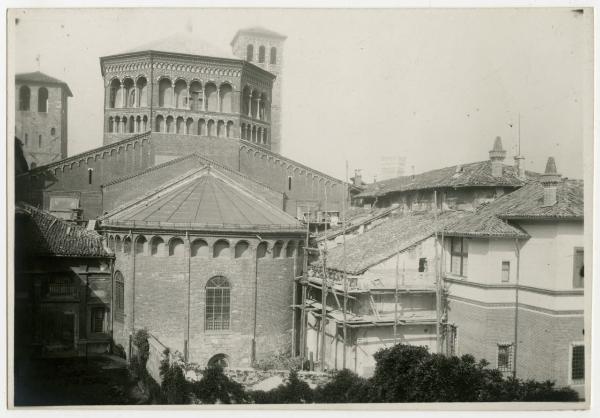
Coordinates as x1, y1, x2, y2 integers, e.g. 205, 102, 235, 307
207, 353, 230, 368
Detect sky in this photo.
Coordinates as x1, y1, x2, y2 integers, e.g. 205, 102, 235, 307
10, 7, 592, 182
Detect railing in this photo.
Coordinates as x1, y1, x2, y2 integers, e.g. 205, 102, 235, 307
104, 219, 305, 231
46, 281, 78, 298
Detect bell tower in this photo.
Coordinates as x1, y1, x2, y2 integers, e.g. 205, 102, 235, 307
231, 27, 286, 154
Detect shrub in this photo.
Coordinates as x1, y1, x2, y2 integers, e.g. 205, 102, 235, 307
249, 370, 313, 404
159, 348, 188, 404
189, 365, 249, 404
313, 369, 371, 403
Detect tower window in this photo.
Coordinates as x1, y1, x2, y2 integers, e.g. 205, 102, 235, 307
288, 176, 292, 191
258, 45, 265, 63
38, 87, 49, 112
38, 135, 42, 148
270, 47, 277, 64
88, 168, 93, 185
19, 85, 31, 111
50, 127, 56, 136
246, 44, 254, 61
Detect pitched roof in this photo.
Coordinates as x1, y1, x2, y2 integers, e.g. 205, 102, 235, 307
494, 179, 583, 220
315, 205, 398, 242
356, 160, 539, 198
15, 71, 73, 96
101, 166, 304, 232
231, 26, 287, 45
322, 211, 467, 275
119, 33, 237, 59
16, 203, 110, 257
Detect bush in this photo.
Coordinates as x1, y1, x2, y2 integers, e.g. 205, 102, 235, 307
313, 369, 371, 403
249, 370, 313, 404
252, 350, 302, 371
189, 365, 249, 404
159, 349, 188, 404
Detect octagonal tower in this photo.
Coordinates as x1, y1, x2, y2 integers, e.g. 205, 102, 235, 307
100, 33, 275, 149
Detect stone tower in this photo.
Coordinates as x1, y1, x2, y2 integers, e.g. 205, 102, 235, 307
15, 71, 72, 168
231, 27, 286, 154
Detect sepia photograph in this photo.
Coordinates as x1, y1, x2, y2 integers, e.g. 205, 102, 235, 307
4, 2, 596, 413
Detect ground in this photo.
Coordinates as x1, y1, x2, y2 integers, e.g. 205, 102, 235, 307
13, 355, 143, 406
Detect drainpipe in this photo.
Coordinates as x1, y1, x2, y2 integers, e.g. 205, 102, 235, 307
251, 242, 259, 365
513, 238, 520, 379
185, 230, 191, 362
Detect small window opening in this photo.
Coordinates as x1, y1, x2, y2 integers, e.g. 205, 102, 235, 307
418, 257, 428, 273
88, 168, 93, 185
501, 261, 510, 282
288, 176, 292, 191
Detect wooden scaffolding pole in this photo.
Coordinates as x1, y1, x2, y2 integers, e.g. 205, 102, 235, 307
299, 209, 310, 365
342, 160, 349, 369
291, 254, 297, 357
320, 246, 328, 371
434, 190, 442, 353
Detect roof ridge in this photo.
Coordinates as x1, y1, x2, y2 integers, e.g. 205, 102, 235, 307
20, 131, 152, 176
102, 153, 199, 187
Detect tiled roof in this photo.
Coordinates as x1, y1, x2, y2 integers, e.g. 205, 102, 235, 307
231, 27, 287, 45
315, 205, 398, 242
16, 203, 110, 257
494, 179, 583, 220
118, 33, 237, 59
356, 160, 539, 198
16, 71, 73, 96
442, 178, 582, 237
322, 211, 467, 275
101, 166, 304, 232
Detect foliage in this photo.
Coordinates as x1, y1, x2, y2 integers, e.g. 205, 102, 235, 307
249, 370, 313, 404
313, 369, 371, 403
159, 348, 188, 404
189, 365, 249, 404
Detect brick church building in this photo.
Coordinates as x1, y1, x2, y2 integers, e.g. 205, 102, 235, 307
15, 27, 346, 366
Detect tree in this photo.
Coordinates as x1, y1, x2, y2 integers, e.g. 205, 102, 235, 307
313, 369, 371, 403
189, 365, 249, 404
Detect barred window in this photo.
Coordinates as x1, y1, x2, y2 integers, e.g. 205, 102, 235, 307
205, 276, 230, 331
497, 343, 513, 372
571, 345, 584, 383
450, 237, 468, 277
45, 276, 77, 298
92, 307, 105, 333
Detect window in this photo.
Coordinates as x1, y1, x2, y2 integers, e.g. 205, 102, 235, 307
213, 240, 230, 258
88, 168, 93, 185
234, 241, 250, 258
272, 241, 283, 258
191, 239, 208, 257
38, 87, 49, 112
270, 47, 277, 64
497, 343, 513, 372
24, 134, 28, 146
258, 45, 265, 63
256, 242, 268, 258
50, 127, 56, 136
45, 277, 77, 297
115, 271, 125, 320
91, 307, 105, 333
501, 261, 510, 283
38, 135, 42, 148
150, 236, 164, 256
169, 238, 184, 257
286, 242, 296, 258
288, 176, 292, 191
450, 237, 468, 276
19, 85, 31, 110
205, 276, 230, 331
573, 248, 584, 289
418, 257, 428, 273
246, 44, 254, 61
571, 344, 584, 384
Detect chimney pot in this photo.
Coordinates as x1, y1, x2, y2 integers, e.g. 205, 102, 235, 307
489, 136, 506, 177
541, 156, 561, 206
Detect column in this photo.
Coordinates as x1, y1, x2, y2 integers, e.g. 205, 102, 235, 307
248, 93, 253, 118
171, 81, 175, 108
202, 88, 206, 112
120, 82, 126, 108
256, 98, 262, 120
186, 87, 191, 110
217, 87, 221, 112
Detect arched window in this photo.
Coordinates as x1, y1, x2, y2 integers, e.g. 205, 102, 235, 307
186, 118, 193, 135
198, 119, 206, 136
114, 271, 125, 321
155, 115, 164, 132
115, 236, 122, 253
207, 120, 215, 137
219, 84, 233, 113
204, 83, 217, 112
136, 77, 148, 107
213, 240, 230, 258
286, 241, 296, 258
207, 353, 230, 368
189, 81, 202, 112
234, 241, 250, 258
135, 236, 147, 255
258, 45, 265, 63
270, 47, 277, 64
123, 78, 134, 107
19, 86, 30, 111
217, 120, 225, 138
176, 116, 185, 134
169, 238, 184, 257
38, 135, 42, 148
191, 239, 208, 257
205, 276, 230, 331
38, 87, 49, 112
166, 116, 174, 133
158, 78, 172, 107
109, 79, 120, 108
246, 44, 254, 61
226, 121, 234, 138
174, 79, 188, 109
150, 236, 165, 256
272, 241, 283, 258
129, 116, 135, 133
256, 242, 268, 259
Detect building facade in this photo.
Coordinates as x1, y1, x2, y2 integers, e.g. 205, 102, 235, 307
100, 33, 275, 149
101, 165, 306, 367
15, 71, 72, 168
231, 27, 286, 154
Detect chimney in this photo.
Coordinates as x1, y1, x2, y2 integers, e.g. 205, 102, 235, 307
489, 136, 506, 177
513, 154, 526, 180
541, 157, 561, 206
353, 169, 362, 187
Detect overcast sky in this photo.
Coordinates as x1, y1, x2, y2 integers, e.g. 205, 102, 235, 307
11, 8, 591, 181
